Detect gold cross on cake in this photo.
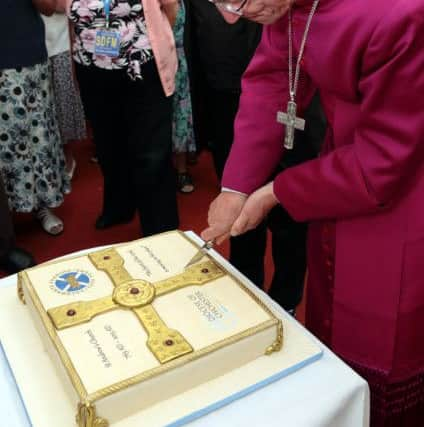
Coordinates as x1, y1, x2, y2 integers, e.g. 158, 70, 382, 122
48, 248, 225, 363
18, 231, 283, 427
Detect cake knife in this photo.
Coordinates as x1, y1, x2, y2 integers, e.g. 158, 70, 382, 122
185, 240, 215, 268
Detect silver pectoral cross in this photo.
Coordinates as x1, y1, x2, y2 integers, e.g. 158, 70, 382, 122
276, 100, 306, 150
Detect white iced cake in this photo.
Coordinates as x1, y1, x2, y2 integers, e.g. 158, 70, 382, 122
17, 231, 282, 427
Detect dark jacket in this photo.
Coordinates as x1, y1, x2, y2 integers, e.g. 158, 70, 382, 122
0, 0, 47, 70
184, 0, 261, 91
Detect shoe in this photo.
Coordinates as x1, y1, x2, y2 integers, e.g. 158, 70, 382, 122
34, 208, 64, 235
95, 213, 134, 229
0, 247, 36, 274
177, 172, 194, 194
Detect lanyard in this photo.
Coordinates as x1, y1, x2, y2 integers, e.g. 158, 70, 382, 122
104, 0, 111, 28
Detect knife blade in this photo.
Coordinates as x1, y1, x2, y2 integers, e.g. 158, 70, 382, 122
185, 240, 214, 268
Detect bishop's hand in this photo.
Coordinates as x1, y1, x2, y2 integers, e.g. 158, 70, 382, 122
201, 191, 247, 245
231, 182, 279, 237
214, 0, 294, 25
242, 0, 293, 24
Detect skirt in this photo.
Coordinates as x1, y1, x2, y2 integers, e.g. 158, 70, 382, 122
172, 2, 196, 154
50, 51, 86, 143
0, 61, 71, 212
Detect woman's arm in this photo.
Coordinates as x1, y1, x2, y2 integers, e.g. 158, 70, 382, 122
161, 0, 179, 28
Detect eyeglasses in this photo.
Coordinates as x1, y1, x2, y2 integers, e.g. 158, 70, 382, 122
208, 0, 249, 15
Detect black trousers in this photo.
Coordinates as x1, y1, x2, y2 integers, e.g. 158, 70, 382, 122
228, 208, 308, 311
0, 173, 14, 258
205, 87, 313, 310
205, 88, 241, 179
75, 61, 179, 236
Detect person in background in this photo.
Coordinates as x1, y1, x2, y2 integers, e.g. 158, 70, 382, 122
184, 0, 261, 164
0, 175, 35, 274
61, 0, 179, 236
172, 0, 196, 194
42, 11, 87, 180
0, 0, 70, 236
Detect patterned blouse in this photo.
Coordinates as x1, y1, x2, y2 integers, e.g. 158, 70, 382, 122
69, 0, 154, 80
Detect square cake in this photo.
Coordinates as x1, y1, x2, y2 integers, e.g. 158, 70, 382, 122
17, 231, 282, 427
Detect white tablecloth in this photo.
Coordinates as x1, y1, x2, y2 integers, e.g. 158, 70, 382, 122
0, 242, 369, 427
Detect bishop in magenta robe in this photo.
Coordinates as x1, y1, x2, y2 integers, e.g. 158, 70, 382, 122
202, 0, 424, 425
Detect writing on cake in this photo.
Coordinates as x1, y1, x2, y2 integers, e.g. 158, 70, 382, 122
85, 329, 112, 368
188, 291, 238, 331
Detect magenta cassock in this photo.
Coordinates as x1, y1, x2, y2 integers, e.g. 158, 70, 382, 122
222, 0, 424, 424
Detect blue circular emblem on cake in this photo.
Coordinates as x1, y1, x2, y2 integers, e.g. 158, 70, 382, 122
53, 271, 91, 293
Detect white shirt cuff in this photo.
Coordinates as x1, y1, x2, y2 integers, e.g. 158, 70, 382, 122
221, 187, 248, 197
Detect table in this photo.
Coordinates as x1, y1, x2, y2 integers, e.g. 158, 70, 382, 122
0, 243, 370, 427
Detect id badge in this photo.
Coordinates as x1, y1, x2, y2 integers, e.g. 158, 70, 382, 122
94, 29, 121, 57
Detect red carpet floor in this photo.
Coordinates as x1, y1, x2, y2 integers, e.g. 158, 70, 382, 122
10, 138, 305, 322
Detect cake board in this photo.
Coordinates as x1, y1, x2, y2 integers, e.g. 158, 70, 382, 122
0, 232, 322, 427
